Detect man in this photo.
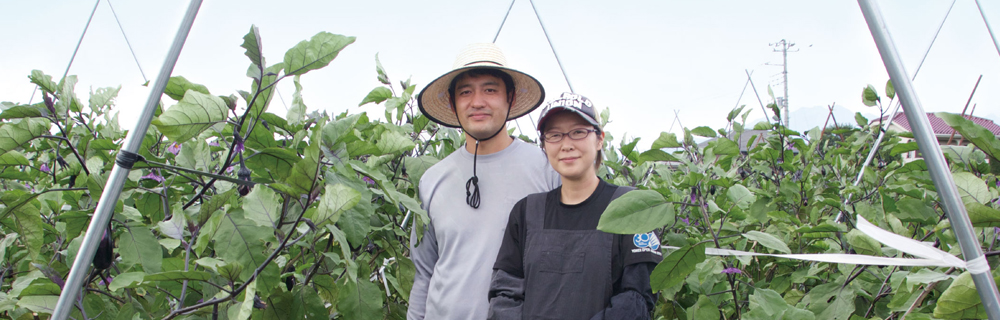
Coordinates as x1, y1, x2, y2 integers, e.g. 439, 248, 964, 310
409, 43, 561, 319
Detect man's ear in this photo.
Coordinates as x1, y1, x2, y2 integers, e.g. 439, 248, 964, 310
508, 90, 516, 105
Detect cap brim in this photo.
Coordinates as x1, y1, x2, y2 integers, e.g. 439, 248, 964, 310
418, 64, 545, 128
537, 106, 601, 132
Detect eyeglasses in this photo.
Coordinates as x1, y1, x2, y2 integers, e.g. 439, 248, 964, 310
542, 128, 599, 143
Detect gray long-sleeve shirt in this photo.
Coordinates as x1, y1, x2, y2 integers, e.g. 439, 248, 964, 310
408, 139, 560, 320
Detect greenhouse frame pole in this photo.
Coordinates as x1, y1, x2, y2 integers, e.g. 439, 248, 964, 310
51, 0, 203, 318
858, 0, 1000, 318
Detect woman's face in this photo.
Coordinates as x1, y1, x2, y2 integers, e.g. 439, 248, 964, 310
542, 111, 603, 181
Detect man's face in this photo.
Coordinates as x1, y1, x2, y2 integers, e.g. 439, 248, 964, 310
451, 73, 511, 139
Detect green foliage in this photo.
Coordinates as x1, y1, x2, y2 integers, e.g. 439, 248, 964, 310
3, 26, 1000, 320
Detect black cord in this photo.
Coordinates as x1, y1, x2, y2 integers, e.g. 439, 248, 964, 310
466, 141, 481, 208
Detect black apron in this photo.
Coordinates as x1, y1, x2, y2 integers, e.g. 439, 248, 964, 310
521, 186, 633, 320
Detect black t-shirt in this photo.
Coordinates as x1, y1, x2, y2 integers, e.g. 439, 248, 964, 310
493, 180, 664, 290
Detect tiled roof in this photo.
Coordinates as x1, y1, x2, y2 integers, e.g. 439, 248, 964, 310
873, 113, 1000, 135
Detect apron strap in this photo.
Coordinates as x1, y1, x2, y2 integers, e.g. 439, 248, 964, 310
525, 193, 547, 232
611, 186, 635, 199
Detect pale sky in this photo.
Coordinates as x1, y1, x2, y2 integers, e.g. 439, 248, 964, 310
2, 1, 999, 150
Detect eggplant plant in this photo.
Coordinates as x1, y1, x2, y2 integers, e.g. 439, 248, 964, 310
1, 26, 999, 320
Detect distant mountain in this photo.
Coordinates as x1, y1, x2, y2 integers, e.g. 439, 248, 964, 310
749, 105, 878, 132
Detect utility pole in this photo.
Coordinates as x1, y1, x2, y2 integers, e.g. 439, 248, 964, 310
769, 39, 797, 128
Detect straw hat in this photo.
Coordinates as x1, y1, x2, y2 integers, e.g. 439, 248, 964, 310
418, 43, 545, 128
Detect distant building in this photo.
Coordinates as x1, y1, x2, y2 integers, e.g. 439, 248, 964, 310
869, 112, 1000, 162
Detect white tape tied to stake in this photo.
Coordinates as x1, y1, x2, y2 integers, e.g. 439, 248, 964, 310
675, 214, 982, 270
968, 256, 992, 274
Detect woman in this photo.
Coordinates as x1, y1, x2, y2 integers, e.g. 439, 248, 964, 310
488, 93, 663, 320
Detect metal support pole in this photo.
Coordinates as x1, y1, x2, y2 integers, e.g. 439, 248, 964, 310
51, 0, 203, 318
835, 0, 956, 223
858, 1, 1000, 319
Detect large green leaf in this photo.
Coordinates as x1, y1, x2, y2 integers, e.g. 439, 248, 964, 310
212, 210, 271, 281
0, 118, 50, 158
727, 184, 756, 209
143, 270, 213, 282
816, 289, 856, 320
10, 200, 43, 261
0, 233, 17, 262
314, 184, 361, 226
597, 190, 675, 234
16, 295, 59, 314
686, 295, 719, 320
637, 149, 678, 165
246, 62, 284, 118
283, 32, 356, 76
953, 172, 992, 204
934, 271, 989, 319
243, 186, 282, 228
650, 243, 707, 292
0, 104, 45, 120
119, 224, 163, 273
402, 155, 439, 188
894, 198, 937, 224
151, 90, 227, 142
337, 275, 385, 320
743, 231, 791, 254
359, 87, 392, 107
279, 143, 320, 196
57, 75, 82, 113
199, 189, 236, 225
937, 112, 1000, 164
845, 229, 882, 256
862, 84, 879, 107
288, 75, 307, 126
236, 279, 257, 320
89, 85, 121, 111
241, 25, 265, 69
338, 201, 372, 247
163, 76, 210, 101
690, 126, 717, 138
108, 272, 145, 291
968, 202, 1000, 227
245, 147, 300, 180
29, 70, 58, 94
650, 132, 681, 149
712, 137, 740, 155
394, 256, 416, 301
377, 130, 415, 155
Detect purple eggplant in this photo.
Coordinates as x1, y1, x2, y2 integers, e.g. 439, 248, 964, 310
92, 223, 114, 270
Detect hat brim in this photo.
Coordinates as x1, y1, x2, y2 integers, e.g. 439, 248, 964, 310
537, 106, 601, 133
418, 64, 545, 128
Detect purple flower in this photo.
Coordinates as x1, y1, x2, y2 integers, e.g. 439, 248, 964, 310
233, 136, 245, 154
98, 276, 112, 286
362, 176, 376, 185
721, 267, 742, 275
40, 163, 50, 173
681, 217, 690, 225
166, 142, 181, 156
209, 140, 220, 147
994, 227, 999, 235
141, 172, 165, 183
226, 166, 235, 173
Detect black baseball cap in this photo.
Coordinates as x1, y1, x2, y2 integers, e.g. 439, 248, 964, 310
536, 92, 601, 132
